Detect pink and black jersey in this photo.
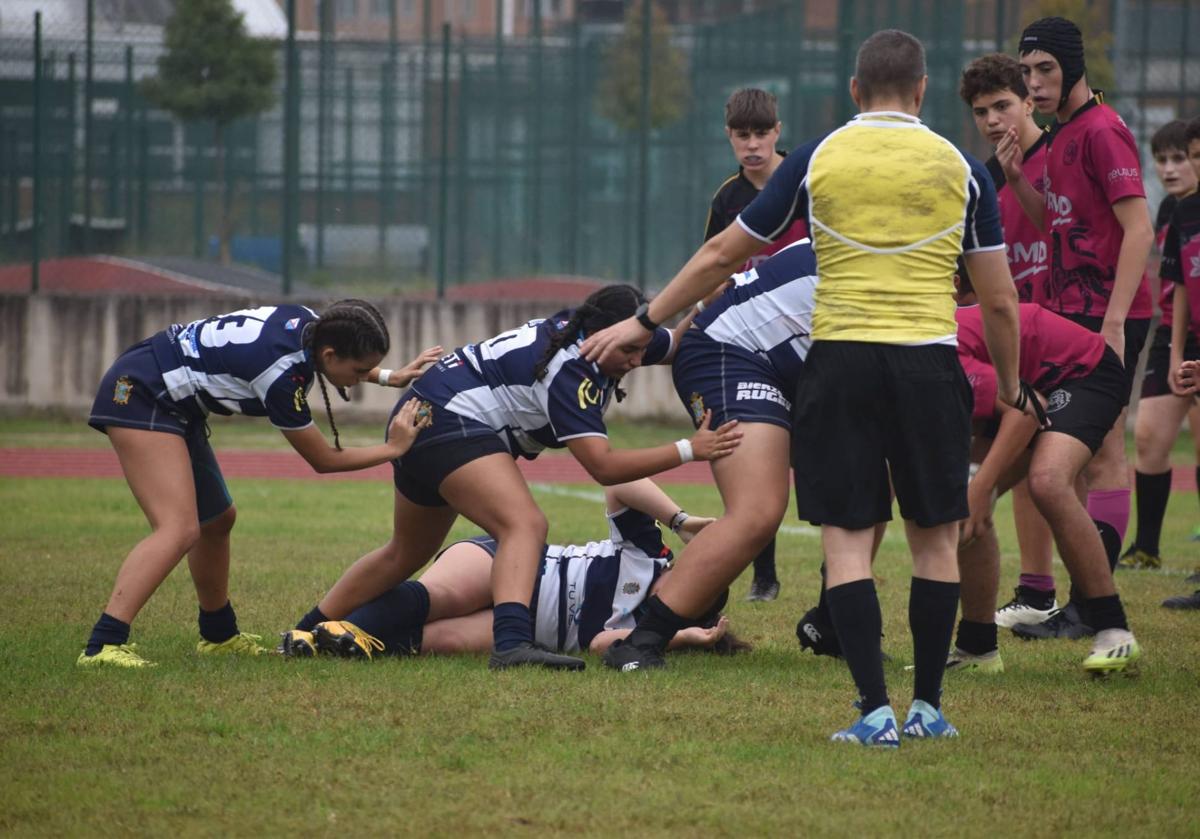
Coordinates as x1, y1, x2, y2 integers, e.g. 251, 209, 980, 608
1035, 96, 1152, 319
1160, 191, 1200, 336
704, 154, 810, 272
986, 133, 1049, 302
956, 302, 1106, 417
1154, 195, 1180, 326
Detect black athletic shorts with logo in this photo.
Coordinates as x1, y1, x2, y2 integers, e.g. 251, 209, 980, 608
1061, 313, 1150, 397
1140, 324, 1200, 399
1042, 346, 1128, 454
791, 341, 972, 529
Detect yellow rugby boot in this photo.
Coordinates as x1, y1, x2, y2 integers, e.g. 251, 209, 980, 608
76, 643, 157, 669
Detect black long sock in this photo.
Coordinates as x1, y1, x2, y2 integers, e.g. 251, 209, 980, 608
909, 578, 961, 709
814, 562, 830, 623
296, 605, 328, 632
85, 612, 130, 656
825, 580, 888, 714
198, 600, 239, 644
626, 595, 688, 653
954, 618, 997, 656
1133, 470, 1172, 556
344, 581, 431, 655
752, 538, 777, 584
1085, 594, 1128, 633
1094, 521, 1123, 572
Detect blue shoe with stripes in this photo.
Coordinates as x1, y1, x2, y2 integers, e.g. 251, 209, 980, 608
831, 705, 900, 747
902, 699, 959, 739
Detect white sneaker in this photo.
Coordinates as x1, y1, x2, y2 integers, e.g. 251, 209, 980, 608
995, 588, 1058, 629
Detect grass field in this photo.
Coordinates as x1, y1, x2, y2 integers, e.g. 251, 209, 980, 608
2, 417, 1199, 836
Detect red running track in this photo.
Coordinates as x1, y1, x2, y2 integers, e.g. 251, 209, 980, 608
1, 448, 1196, 490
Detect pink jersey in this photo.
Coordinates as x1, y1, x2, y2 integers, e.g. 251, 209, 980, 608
1035, 98, 1152, 319
1161, 192, 1200, 336
989, 136, 1049, 302
956, 303, 1106, 418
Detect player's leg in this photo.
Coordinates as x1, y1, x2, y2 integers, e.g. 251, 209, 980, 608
1190, 402, 1200, 551
1123, 393, 1192, 568
998, 478, 1059, 625
747, 538, 780, 601
79, 427, 202, 667
421, 610, 496, 655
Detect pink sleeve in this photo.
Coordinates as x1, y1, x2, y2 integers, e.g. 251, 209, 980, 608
1087, 122, 1145, 205
959, 355, 998, 421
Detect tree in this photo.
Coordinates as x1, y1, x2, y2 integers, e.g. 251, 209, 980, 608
142, 0, 277, 265
596, 0, 690, 133
1018, 0, 1114, 94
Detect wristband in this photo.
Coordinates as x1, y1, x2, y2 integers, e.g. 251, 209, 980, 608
694, 300, 706, 313
668, 510, 689, 534
634, 301, 659, 332
377, 369, 393, 386
675, 438, 694, 464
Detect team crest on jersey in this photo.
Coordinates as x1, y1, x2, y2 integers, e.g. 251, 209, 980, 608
577, 379, 602, 410
1046, 389, 1071, 413
689, 392, 705, 426
284, 317, 300, 330
622, 581, 641, 595
293, 386, 307, 413
1063, 140, 1079, 166
112, 376, 133, 405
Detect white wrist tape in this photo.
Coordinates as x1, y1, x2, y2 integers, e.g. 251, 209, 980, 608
377, 369, 393, 386
675, 438, 694, 464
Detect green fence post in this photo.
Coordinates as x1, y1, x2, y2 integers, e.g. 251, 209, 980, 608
835, 0, 856, 125
316, 0, 330, 269
193, 133, 204, 259
283, 0, 299, 294
635, 0, 652, 291
995, 0, 1005, 52
249, 117, 260, 236
62, 52, 76, 254
491, 0, 504, 278
137, 106, 148, 250
1180, 0, 1191, 115
455, 32, 468, 284
32, 11, 43, 292
530, 0, 543, 274
106, 128, 119, 217
436, 22, 450, 299
378, 58, 393, 267
124, 46, 134, 238
83, 0, 94, 253
566, 16, 581, 274
343, 66, 353, 223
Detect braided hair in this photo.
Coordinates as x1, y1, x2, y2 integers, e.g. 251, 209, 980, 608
532, 285, 646, 399
302, 298, 390, 451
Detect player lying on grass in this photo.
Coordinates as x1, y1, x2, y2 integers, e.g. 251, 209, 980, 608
287, 284, 743, 672
951, 265, 1142, 676
79, 300, 441, 668
281, 478, 746, 659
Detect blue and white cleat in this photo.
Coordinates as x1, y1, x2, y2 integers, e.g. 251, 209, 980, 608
902, 699, 959, 739
831, 705, 900, 748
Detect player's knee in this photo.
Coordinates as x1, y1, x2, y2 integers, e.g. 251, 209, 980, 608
161, 519, 202, 555
492, 506, 548, 544
1026, 466, 1069, 510
201, 505, 237, 537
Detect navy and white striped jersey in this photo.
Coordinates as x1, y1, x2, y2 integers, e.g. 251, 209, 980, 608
692, 239, 818, 384
149, 305, 319, 430
412, 310, 672, 459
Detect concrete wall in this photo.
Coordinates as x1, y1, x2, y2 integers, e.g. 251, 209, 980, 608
0, 292, 682, 421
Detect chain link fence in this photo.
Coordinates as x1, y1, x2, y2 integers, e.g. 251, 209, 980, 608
2, 0, 1198, 295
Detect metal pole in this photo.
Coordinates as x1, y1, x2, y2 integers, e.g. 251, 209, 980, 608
193, 137, 204, 258
455, 32, 469, 284
491, 0, 504, 277
995, 0, 1005, 52
436, 22, 450, 299
63, 52, 76, 253
378, 59, 392, 265
316, 0, 329, 268
32, 12, 43, 292
83, 0, 94, 254
530, 0, 543, 273
1180, 0, 1191, 115
635, 0, 651, 291
344, 66, 353, 221
566, 16, 581, 274
282, 0, 298, 294
137, 106, 148, 249
124, 46, 134, 234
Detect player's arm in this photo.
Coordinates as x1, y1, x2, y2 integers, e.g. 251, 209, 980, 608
371, 345, 443, 388
1101, 196, 1154, 358
962, 400, 1039, 546
282, 399, 429, 473
963, 249, 1021, 406
996, 127, 1044, 230
1169, 282, 1191, 396
588, 617, 729, 654
605, 479, 715, 542
565, 411, 741, 486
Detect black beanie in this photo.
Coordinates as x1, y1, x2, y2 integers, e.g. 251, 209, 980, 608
1019, 17, 1086, 109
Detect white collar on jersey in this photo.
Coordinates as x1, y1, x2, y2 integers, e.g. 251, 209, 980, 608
850, 110, 924, 126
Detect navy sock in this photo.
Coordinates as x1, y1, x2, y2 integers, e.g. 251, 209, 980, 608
198, 600, 239, 644
1132, 470, 1172, 557
752, 537, 778, 584
85, 612, 130, 656
492, 601, 533, 652
954, 618, 997, 657
626, 595, 688, 652
826, 579, 889, 715
909, 578, 960, 708
1085, 594, 1128, 633
296, 605, 328, 632
345, 581, 431, 656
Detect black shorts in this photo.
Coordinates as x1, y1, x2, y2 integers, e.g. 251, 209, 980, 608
1140, 325, 1200, 399
791, 342, 972, 529
1042, 347, 1128, 454
389, 391, 512, 507
1061, 313, 1150, 398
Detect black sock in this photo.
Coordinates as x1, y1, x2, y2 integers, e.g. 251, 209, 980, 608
492, 601, 533, 652
1093, 520, 1123, 572
752, 538, 777, 584
1017, 585, 1055, 611
345, 581, 430, 655
909, 577, 961, 709
1133, 470, 1172, 556
626, 595, 688, 653
1085, 594, 1128, 632
85, 612, 131, 656
198, 600, 239, 644
954, 618, 997, 656
825, 580, 889, 715
296, 605, 328, 632
814, 563, 831, 623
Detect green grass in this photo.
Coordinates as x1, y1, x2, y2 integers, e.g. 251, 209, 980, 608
2, 421, 1199, 836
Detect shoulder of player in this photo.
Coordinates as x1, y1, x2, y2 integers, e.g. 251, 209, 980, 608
710, 171, 744, 203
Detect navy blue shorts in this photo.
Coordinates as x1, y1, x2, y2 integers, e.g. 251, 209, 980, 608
88, 339, 232, 524
390, 390, 512, 507
671, 331, 794, 430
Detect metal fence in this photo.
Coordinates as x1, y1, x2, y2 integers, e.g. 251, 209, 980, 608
2, 0, 1198, 295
